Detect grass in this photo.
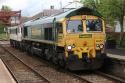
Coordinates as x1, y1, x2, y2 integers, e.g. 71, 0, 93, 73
0, 25, 9, 40
0, 33, 9, 40
0, 24, 9, 40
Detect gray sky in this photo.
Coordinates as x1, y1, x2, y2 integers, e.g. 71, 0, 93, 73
0, 0, 76, 16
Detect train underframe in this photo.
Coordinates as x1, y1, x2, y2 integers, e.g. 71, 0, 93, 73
10, 39, 106, 70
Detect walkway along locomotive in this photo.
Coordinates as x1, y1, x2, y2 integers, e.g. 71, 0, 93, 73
9, 7, 106, 70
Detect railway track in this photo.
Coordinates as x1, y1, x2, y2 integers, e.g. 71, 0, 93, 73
0, 44, 50, 83
0, 43, 90, 83
0, 41, 125, 83
75, 71, 124, 83
60, 69, 123, 83
95, 71, 125, 83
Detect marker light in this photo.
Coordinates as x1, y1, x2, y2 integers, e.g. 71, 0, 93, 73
96, 44, 100, 47
96, 44, 104, 49
72, 44, 75, 48
100, 44, 104, 49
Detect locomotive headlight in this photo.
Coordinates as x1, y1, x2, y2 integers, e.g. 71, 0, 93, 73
96, 44, 104, 49
67, 46, 72, 50
72, 44, 75, 48
100, 44, 104, 49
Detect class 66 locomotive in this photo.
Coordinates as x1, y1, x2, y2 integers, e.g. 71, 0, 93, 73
9, 7, 106, 70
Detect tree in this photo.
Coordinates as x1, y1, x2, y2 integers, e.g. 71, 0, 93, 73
1, 5, 12, 11
81, 0, 100, 9
0, 21, 5, 33
81, 0, 125, 45
82, 0, 125, 27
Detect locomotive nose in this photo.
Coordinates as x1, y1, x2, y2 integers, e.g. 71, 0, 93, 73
65, 37, 96, 59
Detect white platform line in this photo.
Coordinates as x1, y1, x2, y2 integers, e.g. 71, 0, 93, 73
107, 53, 125, 60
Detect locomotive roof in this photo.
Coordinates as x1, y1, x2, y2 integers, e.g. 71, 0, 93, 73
8, 25, 21, 29
24, 7, 102, 26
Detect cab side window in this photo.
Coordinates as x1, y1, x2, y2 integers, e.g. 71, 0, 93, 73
57, 23, 63, 34
24, 27, 28, 37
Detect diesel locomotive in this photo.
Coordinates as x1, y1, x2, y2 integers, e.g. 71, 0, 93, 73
9, 7, 106, 70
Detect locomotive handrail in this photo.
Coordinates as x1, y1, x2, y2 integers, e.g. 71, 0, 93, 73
53, 18, 58, 50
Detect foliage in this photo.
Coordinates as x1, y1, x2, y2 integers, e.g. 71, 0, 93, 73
0, 5, 11, 40
0, 22, 5, 33
0, 33, 7, 40
106, 34, 115, 40
81, 0, 125, 27
1, 5, 12, 11
81, 0, 100, 9
0, 22, 8, 40
81, 0, 125, 47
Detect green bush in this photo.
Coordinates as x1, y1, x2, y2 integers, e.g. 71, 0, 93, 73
106, 34, 114, 40
120, 37, 125, 48
0, 22, 8, 40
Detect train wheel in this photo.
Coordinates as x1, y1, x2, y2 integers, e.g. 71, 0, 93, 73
13, 41, 16, 48
30, 47, 34, 55
45, 49, 49, 60
58, 53, 66, 67
10, 40, 12, 46
52, 53, 58, 64
11, 40, 14, 47
21, 43, 25, 51
47, 50, 53, 61
58, 59, 65, 67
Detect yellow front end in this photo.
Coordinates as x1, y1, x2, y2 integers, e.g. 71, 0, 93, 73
63, 15, 106, 60
57, 15, 106, 70
66, 16, 105, 70
65, 34, 105, 59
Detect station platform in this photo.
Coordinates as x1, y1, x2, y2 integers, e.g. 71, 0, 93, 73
106, 49, 125, 60
0, 41, 10, 45
0, 59, 16, 83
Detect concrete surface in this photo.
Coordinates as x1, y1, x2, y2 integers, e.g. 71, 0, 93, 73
0, 59, 16, 83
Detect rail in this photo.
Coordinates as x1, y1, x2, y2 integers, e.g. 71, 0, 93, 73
0, 44, 51, 83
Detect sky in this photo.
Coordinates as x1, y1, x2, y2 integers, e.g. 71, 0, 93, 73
0, 0, 76, 16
